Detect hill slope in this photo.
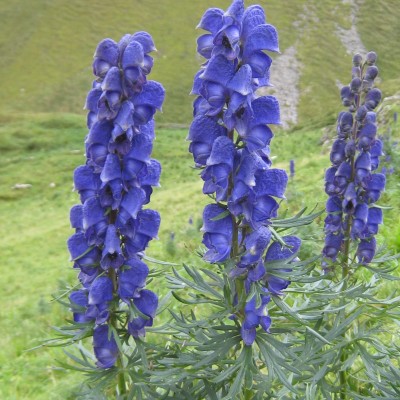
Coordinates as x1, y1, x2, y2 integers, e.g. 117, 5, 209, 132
0, 0, 399, 126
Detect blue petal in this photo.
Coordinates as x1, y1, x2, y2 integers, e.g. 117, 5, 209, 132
188, 115, 227, 165
122, 40, 144, 68
368, 207, 383, 225
203, 233, 231, 263
119, 187, 146, 221
248, 261, 266, 281
224, 0, 244, 22
342, 182, 357, 213
94, 39, 119, 65
244, 50, 272, 78
101, 67, 122, 93
100, 153, 121, 183
191, 70, 204, 95
88, 276, 113, 305
206, 136, 235, 167
82, 197, 105, 231
125, 125, 154, 163
202, 204, 233, 235
244, 125, 274, 153
323, 233, 343, 260
330, 140, 346, 166
228, 65, 253, 96
139, 159, 161, 187
265, 236, 301, 262
251, 96, 280, 125
112, 101, 134, 138
132, 80, 165, 110
199, 81, 226, 111
200, 54, 235, 86
240, 227, 271, 266
101, 224, 124, 270
357, 238, 376, 264
74, 165, 100, 193
93, 325, 118, 369
260, 315, 271, 332
118, 258, 149, 300
242, 5, 265, 40
244, 24, 279, 56
197, 34, 214, 59
326, 196, 342, 213
358, 123, 377, 150
134, 289, 158, 318
68, 232, 101, 267
241, 326, 256, 345
250, 194, 279, 225
266, 275, 290, 295
85, 87, 102, 112
254, 168, 288, 198
131, 31, 156, 54
197, 8, 224, 34
243, 311, 259, 329
70, 205, 83, 231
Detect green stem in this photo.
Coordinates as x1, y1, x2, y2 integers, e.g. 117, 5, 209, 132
339, 62, 366, 399
109, 267, 128, 398
117, 355, 127, 398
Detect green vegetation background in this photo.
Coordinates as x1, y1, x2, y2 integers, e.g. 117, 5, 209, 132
0, 0, 399, 398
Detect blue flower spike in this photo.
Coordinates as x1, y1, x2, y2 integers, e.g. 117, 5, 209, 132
67, 32, 164, 368
323, 52, 384, 266
190, 0, 300, 345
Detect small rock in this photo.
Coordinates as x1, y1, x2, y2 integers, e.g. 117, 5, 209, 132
12, 183, 32, 190
49, 182, 56, 188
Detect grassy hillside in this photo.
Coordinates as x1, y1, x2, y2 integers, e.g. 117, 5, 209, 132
0, 0, 399, 126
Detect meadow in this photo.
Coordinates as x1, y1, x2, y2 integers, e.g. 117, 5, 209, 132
0, 0, 400, 398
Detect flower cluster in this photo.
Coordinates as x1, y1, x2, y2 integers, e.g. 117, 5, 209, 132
189, 0, 300, 345
67, 32, 165, 368
323, 52, 384, 266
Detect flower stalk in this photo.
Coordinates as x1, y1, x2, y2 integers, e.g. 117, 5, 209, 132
189, 0, 301, 345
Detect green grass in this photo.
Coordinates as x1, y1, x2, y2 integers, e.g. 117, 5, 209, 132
0, 0, 399, 126
0, 108, 399, 398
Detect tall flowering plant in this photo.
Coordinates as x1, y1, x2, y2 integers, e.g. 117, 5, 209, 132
58, 31, 164, 396
188, 0, 301, 345
289, 53, 400, 400
154, 1, 318, 398
323, 51, 385, 268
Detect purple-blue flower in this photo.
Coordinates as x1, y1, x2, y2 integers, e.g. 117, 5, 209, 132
68, 32, 164, 368
323, 52, 384, 266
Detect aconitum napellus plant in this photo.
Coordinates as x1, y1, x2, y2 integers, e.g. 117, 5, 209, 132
67, 32, 164, 369
188, 0, 301, 345
323, 51, 384, 268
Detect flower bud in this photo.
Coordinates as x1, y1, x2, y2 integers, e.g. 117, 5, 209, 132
340, 86, 354, 107
366, 51, 377, 65
352, 53, 363, 66
350, 77, 362, 93
352, 66, 361, 78
365, 66, 378, 81
364, 88, 382, 111
355, 105, 367, 121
